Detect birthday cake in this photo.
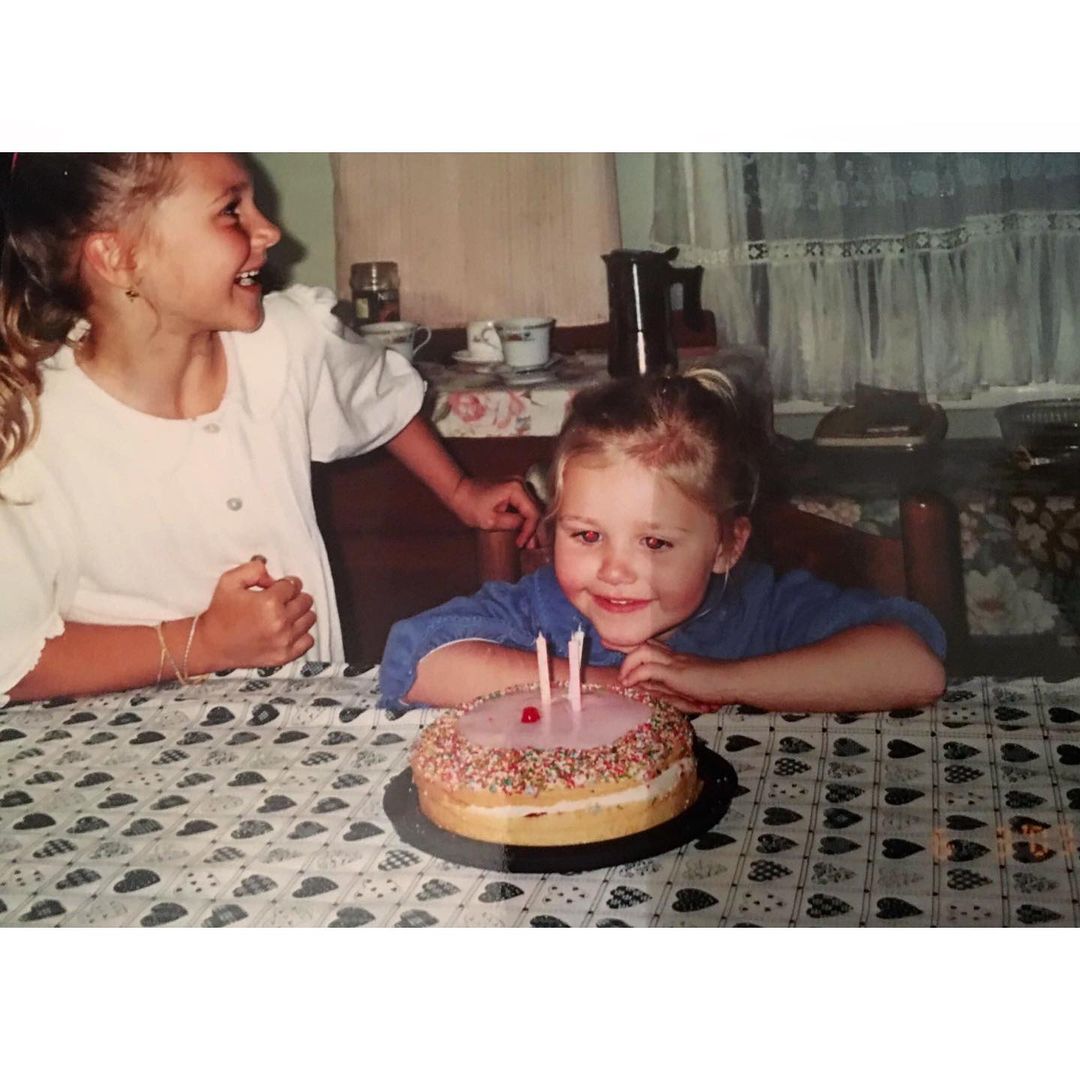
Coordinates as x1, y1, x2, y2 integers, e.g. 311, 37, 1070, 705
409, 683, 700, 847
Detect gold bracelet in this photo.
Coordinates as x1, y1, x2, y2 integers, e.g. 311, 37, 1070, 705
155, 622, 185, 685
155, 625, 167, 686
181, 613, 207, 684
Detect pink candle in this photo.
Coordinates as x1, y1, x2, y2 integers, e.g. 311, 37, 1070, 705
536, 633, 551, 709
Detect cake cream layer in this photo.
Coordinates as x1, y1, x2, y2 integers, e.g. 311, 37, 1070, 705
415, 761, 702, 846
439, 758, 695, 819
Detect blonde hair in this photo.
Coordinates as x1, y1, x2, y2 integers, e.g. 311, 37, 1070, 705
0, 153, 178, 474
546, 369, 765, 524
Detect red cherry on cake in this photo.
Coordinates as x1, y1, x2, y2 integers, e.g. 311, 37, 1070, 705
520, 706, 541, 724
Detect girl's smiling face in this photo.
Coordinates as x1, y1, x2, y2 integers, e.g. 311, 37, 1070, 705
553, 451, 749, 651
128, 153, 281, 335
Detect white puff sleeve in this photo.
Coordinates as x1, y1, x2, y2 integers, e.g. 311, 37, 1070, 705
262, 285, 426, 463
0, 454, 78, 705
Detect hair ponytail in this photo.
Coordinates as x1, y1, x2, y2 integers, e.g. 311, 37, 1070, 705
0, 182, 48, 474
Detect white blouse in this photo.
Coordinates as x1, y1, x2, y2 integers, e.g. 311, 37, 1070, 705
0, 285, 425, 701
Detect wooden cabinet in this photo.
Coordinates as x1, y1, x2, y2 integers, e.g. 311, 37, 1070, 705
312, 436, 554, 667
774, 439, 1080, 677
315, 433, 1079, 677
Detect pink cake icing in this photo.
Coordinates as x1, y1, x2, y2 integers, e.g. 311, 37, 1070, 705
457, 686, 654, 751
411, 682, 693, 799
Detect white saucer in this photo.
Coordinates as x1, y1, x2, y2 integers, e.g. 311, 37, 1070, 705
497, 355, 564, 385
500, 353, 563, 374
451, 349, 500, 367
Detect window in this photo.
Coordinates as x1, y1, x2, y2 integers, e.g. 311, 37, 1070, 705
651, 153, 1080, 408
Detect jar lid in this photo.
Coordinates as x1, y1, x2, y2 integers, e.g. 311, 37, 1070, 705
350, 261, 399, 287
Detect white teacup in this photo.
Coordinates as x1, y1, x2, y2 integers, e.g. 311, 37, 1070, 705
465, 319, 503, 364
494, 316, 555, 370
359, 320, 431, 361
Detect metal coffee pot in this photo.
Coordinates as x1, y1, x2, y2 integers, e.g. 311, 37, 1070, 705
602, 247, 705, 377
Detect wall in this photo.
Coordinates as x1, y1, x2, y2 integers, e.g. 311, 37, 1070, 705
330, 153, 619, 327
248, 152, 336, 290
251, 152, 654, 293
614, 153, 655, 248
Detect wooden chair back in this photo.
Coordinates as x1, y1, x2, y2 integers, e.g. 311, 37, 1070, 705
749, 490, 968, 655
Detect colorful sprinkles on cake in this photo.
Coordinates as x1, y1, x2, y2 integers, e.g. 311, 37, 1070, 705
411, 683, 692, 796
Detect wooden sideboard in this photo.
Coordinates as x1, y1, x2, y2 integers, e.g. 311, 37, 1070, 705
773, 439, 1080, 677
313, 436, 555, 667
314, 434, 1080, 677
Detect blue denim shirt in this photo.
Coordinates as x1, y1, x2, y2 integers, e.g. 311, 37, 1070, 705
378, 560, 947, 712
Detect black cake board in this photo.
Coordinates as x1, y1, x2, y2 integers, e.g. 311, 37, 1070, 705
383, 742, 738, 874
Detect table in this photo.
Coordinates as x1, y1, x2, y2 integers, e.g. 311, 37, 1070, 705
4, 663, 1079, 927
420, 351, 609, 438
778, 443, 1080, 665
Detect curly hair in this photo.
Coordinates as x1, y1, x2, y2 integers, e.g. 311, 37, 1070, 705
0, 153, 178, 474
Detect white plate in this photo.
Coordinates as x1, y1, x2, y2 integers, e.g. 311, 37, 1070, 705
499, 353, 564, 375
497, 356, 565, 386
451, 349, 500, 367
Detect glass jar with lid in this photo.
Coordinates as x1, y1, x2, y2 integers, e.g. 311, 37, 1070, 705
350, 261, 401, 327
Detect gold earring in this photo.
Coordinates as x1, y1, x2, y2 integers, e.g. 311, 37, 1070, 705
125, 286, 139, 300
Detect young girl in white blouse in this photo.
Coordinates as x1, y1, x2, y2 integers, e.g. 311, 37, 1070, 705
0, 152, 539, 704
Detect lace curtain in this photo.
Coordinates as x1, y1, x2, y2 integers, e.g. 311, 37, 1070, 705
652, 153, 1080, 402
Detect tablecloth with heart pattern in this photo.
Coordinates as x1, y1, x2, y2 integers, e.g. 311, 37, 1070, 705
3, 664, 1079, 927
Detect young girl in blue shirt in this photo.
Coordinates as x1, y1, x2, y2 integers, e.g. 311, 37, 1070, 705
381, 369, 946, 713
0, 153, 539, 704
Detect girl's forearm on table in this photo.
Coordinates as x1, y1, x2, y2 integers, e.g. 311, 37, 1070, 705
6, 618, 205, 703
712, 624, 945, 712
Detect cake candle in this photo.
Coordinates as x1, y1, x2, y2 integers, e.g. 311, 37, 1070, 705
568, 628, 584, 712
536, 633, 551, 709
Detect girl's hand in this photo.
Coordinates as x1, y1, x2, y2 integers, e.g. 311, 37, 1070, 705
197, 558, 317, 669
583, 663, 623, 691
618, 640, 727, 714
449, 476, 542, 548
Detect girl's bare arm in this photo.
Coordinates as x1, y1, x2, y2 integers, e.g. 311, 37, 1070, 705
7, 560, 316, 703
384, 415, 541, 545
620, 623, 946, 713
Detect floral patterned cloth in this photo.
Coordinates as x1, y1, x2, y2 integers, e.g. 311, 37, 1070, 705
793, 490, 1080, 642
421, 352, 608, 438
